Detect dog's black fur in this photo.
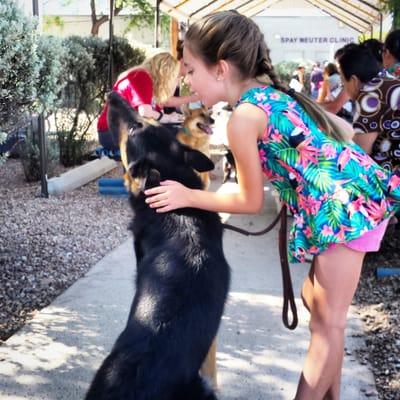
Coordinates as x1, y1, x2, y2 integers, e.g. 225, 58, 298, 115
223, 147, 237, 184
85, 92, 230, 400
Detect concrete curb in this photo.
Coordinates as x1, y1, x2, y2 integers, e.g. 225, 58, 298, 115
47, 158, 118, 195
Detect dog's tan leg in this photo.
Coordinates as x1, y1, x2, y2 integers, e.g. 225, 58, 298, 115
200, 337, 217, 389
200, 172, 210, 190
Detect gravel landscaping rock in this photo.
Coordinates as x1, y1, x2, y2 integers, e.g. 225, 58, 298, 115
0, 158, 399, 399
0, 159, 131, 341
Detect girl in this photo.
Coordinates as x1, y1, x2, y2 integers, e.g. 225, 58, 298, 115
145, 11, 400, 400
97, 52, 183, 151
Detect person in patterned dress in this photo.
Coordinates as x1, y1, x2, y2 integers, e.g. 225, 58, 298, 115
145, 11, 400, 400
382, 29, 400, 78
339, 44, 400, 173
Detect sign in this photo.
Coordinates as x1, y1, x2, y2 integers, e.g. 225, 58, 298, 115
280, 36, 355, 44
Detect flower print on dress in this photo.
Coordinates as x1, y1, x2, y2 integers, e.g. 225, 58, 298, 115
363, 199, 388, 224
337, 147, 371, 171
388, 168, 400, 192
321, 143, 337, 159
258, 102, 271, 116
237, 85, 397, 262
296, 137, 320, 169
284, 109, 311, 136
259, 148, 267, 164
271, 128, 283, 143
254, 91, 267, 102
269, 92, 281, 100
321, 225, 334, 237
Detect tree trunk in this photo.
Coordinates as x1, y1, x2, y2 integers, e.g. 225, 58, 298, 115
170, 18, 179, 58
91, 15, 108, 36
90, 0, 122, 36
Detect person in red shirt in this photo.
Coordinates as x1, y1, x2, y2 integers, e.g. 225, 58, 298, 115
97, 52, 183, 151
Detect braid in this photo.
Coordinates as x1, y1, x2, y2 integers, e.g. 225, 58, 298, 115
255, 43, 348, 142
255, 40, 288, 93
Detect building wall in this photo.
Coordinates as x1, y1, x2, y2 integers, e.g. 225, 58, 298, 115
42, 15, 169, 52
253, 15, 358, 64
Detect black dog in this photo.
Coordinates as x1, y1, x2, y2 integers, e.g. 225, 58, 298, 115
223, 147, 237, 183
85, 92, 231, 400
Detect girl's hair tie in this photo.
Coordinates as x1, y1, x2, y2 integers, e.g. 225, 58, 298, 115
287, 88, 296, 97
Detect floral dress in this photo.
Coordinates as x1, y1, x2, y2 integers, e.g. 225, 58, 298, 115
238, 86, 400, 263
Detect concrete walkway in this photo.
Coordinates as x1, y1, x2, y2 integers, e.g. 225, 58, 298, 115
0, 180, 378, 399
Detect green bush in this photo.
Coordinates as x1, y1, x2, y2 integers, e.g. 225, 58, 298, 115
54, 35, 145, 167
275, 61, 300, 86
0, 131, 7, 166
18, 124, 59, 182
35, 35, 67, 114
0, 0, 39, 134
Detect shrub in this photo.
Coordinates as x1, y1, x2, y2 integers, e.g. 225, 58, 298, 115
0, 131, 7, 166
54, 35, 145, 167
18, 124, 59, 182
35, 35, 67, 115
0, 0, 39, 134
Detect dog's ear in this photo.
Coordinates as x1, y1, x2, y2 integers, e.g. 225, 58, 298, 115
184, 148, 214, 172
125, 160, 161, 193
145, 168, 161, 189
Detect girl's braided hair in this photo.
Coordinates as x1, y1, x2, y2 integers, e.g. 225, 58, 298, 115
185, 10, 348, 142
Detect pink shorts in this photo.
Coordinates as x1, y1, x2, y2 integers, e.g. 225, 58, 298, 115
327, 219, 389, 253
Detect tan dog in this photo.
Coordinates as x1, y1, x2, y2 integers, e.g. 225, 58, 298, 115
176, 106, 214, 189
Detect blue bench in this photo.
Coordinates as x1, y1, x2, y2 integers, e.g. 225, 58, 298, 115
95, 147, 128, 195
95, 147, 121, 161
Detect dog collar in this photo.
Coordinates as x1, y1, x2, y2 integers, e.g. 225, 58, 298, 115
181, 127, 192, 136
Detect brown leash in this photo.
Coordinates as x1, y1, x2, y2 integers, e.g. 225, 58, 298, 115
223, 204, 298, 330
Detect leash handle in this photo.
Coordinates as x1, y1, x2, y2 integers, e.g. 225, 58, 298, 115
278, 205, 298, 330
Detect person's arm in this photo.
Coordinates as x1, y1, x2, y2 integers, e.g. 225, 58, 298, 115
162, 93, 200, 108
137, 104, 183, 124
320, 89, 350, 114
352, 132, 379, 154
144, 103, 266, 214
316, 79, 329, 103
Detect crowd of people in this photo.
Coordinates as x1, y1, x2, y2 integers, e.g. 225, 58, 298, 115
289, 34, 400, 174
98, 14, 400, 400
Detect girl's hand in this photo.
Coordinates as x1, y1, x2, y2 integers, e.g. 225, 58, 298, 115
145, 180, 191, 212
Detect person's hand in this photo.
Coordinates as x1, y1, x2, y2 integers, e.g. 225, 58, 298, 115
145, 180, 192, 212
163, 112, 184, 124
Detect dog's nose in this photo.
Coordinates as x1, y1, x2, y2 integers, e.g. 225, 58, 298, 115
209, 117, 215, 124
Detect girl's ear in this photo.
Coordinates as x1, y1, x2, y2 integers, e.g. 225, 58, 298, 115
216, 59, 230, 81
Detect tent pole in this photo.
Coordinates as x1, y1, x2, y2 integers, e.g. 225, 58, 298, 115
33, 0, 48, 198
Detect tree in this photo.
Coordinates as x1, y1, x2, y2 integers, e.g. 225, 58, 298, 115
90, 0, 122, 36
90, 0, 169, 36
380, 0, 400, 30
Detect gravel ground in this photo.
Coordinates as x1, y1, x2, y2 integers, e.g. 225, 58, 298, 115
0, 159, 131, 341
354, 223, 400, 400
0, 158, 399, 399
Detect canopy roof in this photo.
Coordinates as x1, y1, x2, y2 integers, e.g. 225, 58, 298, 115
159, 0, 385, 36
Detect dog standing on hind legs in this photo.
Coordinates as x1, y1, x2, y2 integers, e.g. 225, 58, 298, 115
85, 92, 230, 400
